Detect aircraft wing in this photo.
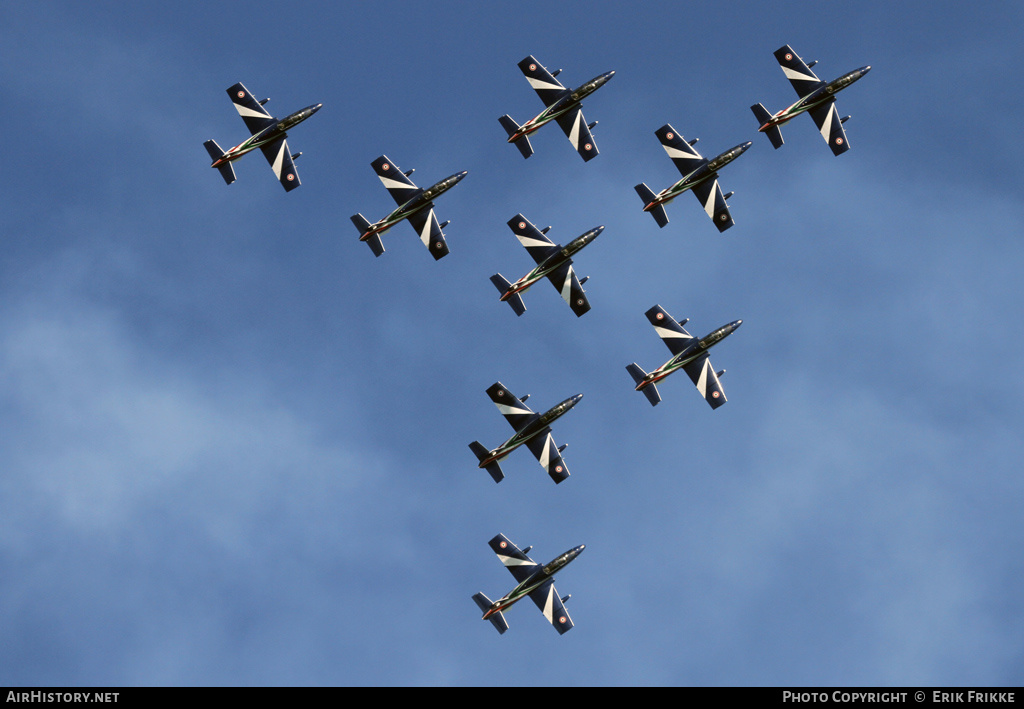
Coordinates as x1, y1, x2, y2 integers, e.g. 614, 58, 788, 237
555, 108, 599, 162
259, 137, 301, 192
518, 55, 568, 107
645, 305, 695, 356
508, 214, 559, 265
546, 262, 590, 317
528, 578, 574, 635
682, 353, 727, 409
227, 82, 276, 135
371, 155, 423, 206
690, 177, 734, 232
406, 207, 450, 260
488, 533, 539, 585
808, 99, 851, 156
485, 382, 537, 431
525, 428, 570, 483
774, 45, 825, 99
656, 124, 705, 177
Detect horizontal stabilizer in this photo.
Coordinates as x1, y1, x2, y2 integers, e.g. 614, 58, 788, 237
750, 104, 784, 149
626, 363, 661, 406
204, 140, 236, 185
351, 214, 385, 257
469, 441, 504, 483
498, 115, 534, 159
490, 274, 526, 316
472, 593, 509, 634
635, 183, 669, 228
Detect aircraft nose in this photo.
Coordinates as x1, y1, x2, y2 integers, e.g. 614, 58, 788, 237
861, 65, 871, 74
733, 319, 743, 328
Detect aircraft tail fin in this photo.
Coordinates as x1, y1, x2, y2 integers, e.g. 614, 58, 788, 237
203, 140, 236, 185
498, 115, 534, 159
490, 274, 526, 316
750, 104, 784, 149
626, 363, 661, 406
351, 214, 385, 257
472, 593, 509, 634
634, 184, 669, 228
469, 441, 505, 483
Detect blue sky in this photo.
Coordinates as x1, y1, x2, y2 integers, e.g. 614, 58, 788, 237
2, 1, 1022, 686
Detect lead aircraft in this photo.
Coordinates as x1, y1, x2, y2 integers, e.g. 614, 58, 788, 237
473, 533, 584, 635
490, 214, 602, 317
499, 55, 614, 162
750, 44, 871, 156
204, 82, 321, 192
635, 124, 751, 232
626, 305, 742, 408
469, 383, 582, 484
350, 156, 467, 260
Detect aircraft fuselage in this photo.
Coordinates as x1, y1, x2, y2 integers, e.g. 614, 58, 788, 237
482, 545, 586, 619
211, 103, 322, 168
637, 320, 742, 389
478, 394, 583, 468
647, 143, 751, 209
758, 66, 871, 131
360, 171, 468, 241
501, 226, 603, 300
510, 71, 615, 142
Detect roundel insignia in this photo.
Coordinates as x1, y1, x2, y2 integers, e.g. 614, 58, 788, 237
785, 53, 793, 61
656, 312, 664, 320
559, 616, 567, 624
720, 213, 727, 220
435, 242, 442, 249
555, 465, 563, 473
529, 63, 537, 71
712, 391, 720, 398
576, 299, 584, 305
237, 91, 245, 98
836, 137, 844, 145
666, 132, 674, 140
497, 390, 504, 397
518, 222, 526, 230
584, 143, 592, 151
382, 163, 390, 171
286, 174, 295, 181
499, 541, 507, 549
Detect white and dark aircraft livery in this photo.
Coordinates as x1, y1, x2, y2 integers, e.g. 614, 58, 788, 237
626, 305, 742, 408
350, 156, 467, 260
750, 44, 871, 156
473, 533, 584, 635
469, 382, 582, 484
490, 214, 602, 317
204, 82, 321, 192
635, 124, 751, 232
499, 55, 614, 162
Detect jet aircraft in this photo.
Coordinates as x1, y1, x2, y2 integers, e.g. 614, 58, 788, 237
490, 214, 602, 317
350, 156, 467, 260
499, 55, 614, 162
469, 382, 582, 484
204, 82, 321, 192
635, 125, 751, 232
473, 533, 584, 635
750, 44, 871, 156
626, 306, 742, 408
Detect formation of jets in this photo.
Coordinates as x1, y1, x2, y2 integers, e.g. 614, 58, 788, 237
204, 44, 869, 636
